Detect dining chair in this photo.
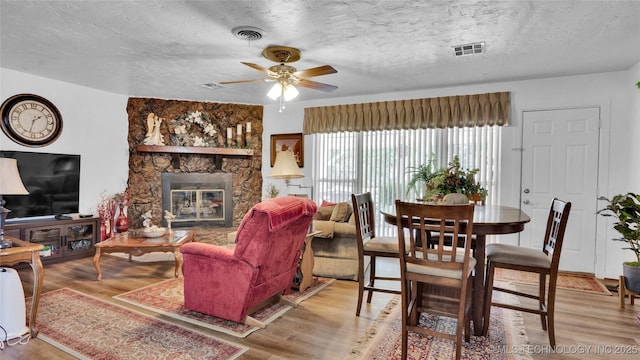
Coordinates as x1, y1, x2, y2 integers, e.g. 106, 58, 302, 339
395, 200, 475, 360
426, 193, 480, 253
352, 192, 402, 316
482, 198, 571, 346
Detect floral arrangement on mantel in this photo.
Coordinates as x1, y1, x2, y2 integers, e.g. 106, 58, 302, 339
407, 155, 487, 203
169, 111, 220, 147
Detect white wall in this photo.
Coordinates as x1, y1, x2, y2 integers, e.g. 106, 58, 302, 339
3, 64, 638, 278
0, 68, 129, 215
629, 62, 640, 186
263, 68, 639, 279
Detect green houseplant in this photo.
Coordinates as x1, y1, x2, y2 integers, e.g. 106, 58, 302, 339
406, 158, 438, 199
407, 155, 487, 203
597, 192, 640, 292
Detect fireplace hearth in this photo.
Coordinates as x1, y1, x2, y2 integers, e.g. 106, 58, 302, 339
161, 173, 233, 227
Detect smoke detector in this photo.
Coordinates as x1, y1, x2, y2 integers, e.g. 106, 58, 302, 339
232, 26, 265, 41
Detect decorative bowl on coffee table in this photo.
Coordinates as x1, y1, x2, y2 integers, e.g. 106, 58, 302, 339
131, 228, 167, 238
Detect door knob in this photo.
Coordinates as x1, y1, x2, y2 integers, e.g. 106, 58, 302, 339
523, 188, 530, 194
523, 200, 530, 204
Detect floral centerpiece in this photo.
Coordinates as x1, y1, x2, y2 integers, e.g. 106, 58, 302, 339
97, 188, 132, 238
407, 155, 487, 203
97, 192, 118, 239
114, 188, 131, 208
169, 111, 218, 147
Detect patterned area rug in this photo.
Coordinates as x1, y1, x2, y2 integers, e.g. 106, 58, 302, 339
29, 288, 247, 360
345, 283, 532, 360
495, 268, 611, 295
114, 277, 335, 338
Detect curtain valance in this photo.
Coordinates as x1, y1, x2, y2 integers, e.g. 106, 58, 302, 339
303, 91, 510, 134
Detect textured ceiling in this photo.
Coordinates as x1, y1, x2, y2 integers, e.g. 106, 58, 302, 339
1, 0, 639, 105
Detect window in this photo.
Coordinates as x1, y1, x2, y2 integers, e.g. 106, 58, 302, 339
312, 126, 502, 236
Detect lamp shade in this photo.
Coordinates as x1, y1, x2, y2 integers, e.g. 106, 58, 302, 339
269, 150, 303, 181
0, 158, 28, 195
267, 82, 283, 100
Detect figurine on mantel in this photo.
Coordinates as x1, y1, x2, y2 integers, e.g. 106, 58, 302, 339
143, 113, 166, 146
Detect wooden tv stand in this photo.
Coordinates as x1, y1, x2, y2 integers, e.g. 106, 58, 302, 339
4, 215, 100, 263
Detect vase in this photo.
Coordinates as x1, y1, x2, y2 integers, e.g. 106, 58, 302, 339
100, 221, 107, 241
115, 204, 129, 233
623, 262, 640, 293
103, 219, 111, 239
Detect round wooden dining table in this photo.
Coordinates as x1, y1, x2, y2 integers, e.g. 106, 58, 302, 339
381, 204, 530, 335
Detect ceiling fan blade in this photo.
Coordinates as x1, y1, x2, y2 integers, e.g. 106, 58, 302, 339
218, 78, 269, 85
241, 62, 271, 75
294, 65, 337, 78
297, 79, 338, 92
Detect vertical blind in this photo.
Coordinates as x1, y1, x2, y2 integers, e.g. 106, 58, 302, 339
312, 126, 502, 236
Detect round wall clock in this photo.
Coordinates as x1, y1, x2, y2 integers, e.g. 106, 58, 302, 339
0, 94, 63, 147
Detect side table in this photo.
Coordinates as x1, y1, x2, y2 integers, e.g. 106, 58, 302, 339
297, 231, 320, 292
0, 236, 44, 338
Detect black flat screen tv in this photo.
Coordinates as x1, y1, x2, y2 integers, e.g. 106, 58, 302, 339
0, 151, 80, 220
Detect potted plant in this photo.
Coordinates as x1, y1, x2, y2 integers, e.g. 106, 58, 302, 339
406, 158, 438, 200
597, 192, 640, 293
407, 155, 487, 203
265, 183, 280, 199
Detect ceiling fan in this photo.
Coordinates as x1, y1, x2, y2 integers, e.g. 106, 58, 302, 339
219, 46, 338, 109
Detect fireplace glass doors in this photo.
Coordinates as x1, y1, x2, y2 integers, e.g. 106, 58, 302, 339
170, 189, 225, 222
161, 172, 233, 227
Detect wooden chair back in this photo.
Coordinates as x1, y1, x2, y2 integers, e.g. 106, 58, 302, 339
395, 201, 475, 283
543, 198, 572, 273
351, 192, 376, 246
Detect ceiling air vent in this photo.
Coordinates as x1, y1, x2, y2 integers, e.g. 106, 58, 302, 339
452, 42, 485, 57
232, 26, 265, 41
200, 83, 225, 90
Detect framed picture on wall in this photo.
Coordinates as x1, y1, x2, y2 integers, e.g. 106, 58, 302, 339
270, 133, 304, 167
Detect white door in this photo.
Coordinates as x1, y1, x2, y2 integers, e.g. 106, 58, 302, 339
520, 107, 600, 273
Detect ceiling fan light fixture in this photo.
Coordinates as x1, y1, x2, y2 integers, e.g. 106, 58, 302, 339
267, 82, 282, 100
267, 82, 299, 101
283, 84, 299, 101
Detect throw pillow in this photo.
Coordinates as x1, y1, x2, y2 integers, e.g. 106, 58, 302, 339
320, 200, 337, 207
314, 206, 334, 220
330, 202, 352, 222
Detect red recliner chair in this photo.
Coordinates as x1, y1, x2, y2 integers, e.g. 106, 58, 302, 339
180, 196, 317, 326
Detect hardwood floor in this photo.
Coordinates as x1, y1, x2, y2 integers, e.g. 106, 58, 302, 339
2, 255, 640, 359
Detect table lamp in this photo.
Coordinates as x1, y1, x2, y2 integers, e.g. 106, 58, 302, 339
0, 158, 29, 249
269, 150, 304, 186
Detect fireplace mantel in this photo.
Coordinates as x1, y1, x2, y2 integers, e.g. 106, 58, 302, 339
137, 145, 254, 156
137, 145, 254, 168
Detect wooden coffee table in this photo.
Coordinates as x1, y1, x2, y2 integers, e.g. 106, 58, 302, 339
93, 229, 194, 280
0, 236, 44, 338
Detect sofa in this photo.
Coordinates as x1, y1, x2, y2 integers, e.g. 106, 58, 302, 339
311, 201, 362, 280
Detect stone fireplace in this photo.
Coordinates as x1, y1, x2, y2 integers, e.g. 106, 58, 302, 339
161, 173, 233, 227
126, 97, 264, 234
